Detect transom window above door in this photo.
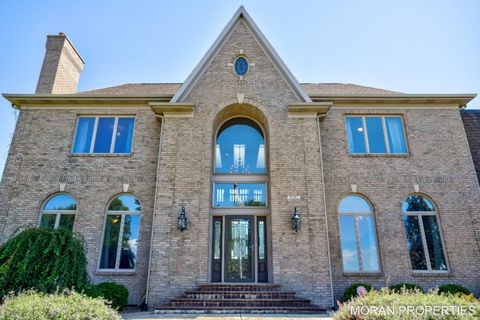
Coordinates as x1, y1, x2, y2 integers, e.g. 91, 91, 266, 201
72, 116, 135, 154
345, 115, 408, 155
215, 118, 265, 174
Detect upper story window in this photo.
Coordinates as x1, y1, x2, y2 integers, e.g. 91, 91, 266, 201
402, 194, 448, 272
72, 116, 135, 154
234, 56, 249, 76
215, 118, 265, 174
338, 195, 380, 272
40, 193, 77, 231
213, 117, 267, 208
345, 115, 407, 155
99, 194, 141, 271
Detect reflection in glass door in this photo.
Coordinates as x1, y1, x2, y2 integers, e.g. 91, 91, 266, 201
225, 217, 254, 282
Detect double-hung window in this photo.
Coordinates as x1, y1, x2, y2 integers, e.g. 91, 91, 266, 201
72, 116, 135, 154
345, 115, 407, 154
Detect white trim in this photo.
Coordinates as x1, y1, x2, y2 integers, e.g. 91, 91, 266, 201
171, 6, 310, 103
346, 115, 408, 155
72, 115, 136, 155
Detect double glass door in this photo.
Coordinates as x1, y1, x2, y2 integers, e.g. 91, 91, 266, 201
211, 216, 267, 282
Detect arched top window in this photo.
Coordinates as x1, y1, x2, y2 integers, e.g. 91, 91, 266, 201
402, 194, 447, 272
338, 195, 372, 214
40, 193, 77, 230
215, 118, 265, 174
100, 194, 141, 271
108, 194, 141, 212
402, 194, 435, 212
337, 194, 379, 272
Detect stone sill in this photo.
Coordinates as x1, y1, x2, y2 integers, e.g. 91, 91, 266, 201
343, 272, 383, 277
68, 153, 132, 158
349, 153, 411, 158
95, 270, 136, 276
412, 272, 452, 277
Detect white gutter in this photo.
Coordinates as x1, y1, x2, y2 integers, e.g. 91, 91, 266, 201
144, 114, 164, 308
316, 113, 335, 308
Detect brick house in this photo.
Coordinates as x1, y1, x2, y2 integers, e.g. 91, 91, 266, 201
1, 7, 479, 310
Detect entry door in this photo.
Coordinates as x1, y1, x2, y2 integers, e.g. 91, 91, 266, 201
224, 216, 254, 282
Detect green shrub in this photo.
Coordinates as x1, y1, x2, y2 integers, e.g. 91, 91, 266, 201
438, 284, 472, 296
334, 288, 480, 320
78, 283, 103, 298
0, 227, 89, 297
98, 282, 129, 310
389, 283, 423, 293
0, 290, 121, 320
343, 283, 373, 301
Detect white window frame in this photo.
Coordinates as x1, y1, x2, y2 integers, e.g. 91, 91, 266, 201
39, 194, 77, 230
338, 196, 381, 273
346, 115, 408, 155
403, 202, 449, 273
71, 115, 135, 154
212, 180, 268, 208
98, 201, 142, 272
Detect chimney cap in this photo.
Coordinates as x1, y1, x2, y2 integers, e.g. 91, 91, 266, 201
58, 32, 66, 36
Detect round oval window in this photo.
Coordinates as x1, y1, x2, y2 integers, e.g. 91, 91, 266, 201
234, 57, 249, 76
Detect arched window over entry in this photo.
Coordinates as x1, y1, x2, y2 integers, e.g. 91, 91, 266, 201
213, 117, 267, 207
338, 194, 380, 272
211, 115, 269, 283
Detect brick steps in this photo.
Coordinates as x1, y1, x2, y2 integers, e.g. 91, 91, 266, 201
155, 283, 327, 314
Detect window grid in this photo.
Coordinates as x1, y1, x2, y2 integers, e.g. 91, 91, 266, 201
72, 115, 135, 154
40, 210, 76, 229
347, 115, 407, 155
100, 210, 141, 272
404, 210, 448, 272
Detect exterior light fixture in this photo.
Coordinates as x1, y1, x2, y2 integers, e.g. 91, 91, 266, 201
291, 207, 301, 232
178, 207, 187, 231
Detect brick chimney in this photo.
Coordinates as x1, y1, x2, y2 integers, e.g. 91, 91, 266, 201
35, 32, 84, 94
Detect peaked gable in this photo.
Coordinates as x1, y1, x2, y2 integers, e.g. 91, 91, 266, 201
171, 6, 311, 103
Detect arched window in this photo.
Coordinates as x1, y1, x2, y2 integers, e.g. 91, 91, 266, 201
40, 193, 77, 230
338, 195, 380, 272
99, 194, 141, 271
402, 194, 447, 271
213, 118, 267, 207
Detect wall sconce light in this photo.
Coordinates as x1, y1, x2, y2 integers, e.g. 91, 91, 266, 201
291, 207, 301, 232
177, 207, 187, 231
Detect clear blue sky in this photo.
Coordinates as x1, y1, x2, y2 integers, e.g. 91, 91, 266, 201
1, 0, 479, 179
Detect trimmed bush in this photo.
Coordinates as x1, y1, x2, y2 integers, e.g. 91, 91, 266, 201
334, 288, 480, 320
389, 283, 423, 293
78, 283, 103, 298
439, 284, 472, 296
98, 282, 129, 310
0, 290, 121, 320
0, 227, 89, 297
343, 283, 373, 301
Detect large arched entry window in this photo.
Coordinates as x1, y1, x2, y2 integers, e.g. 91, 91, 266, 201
211, 116, 268, 283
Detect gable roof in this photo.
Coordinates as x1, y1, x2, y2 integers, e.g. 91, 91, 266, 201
170, 6, 311, 103
79, 82, 401, 96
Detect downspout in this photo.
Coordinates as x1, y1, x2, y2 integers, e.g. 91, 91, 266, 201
316, 112, 335, 308
144, 114, 164, 309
